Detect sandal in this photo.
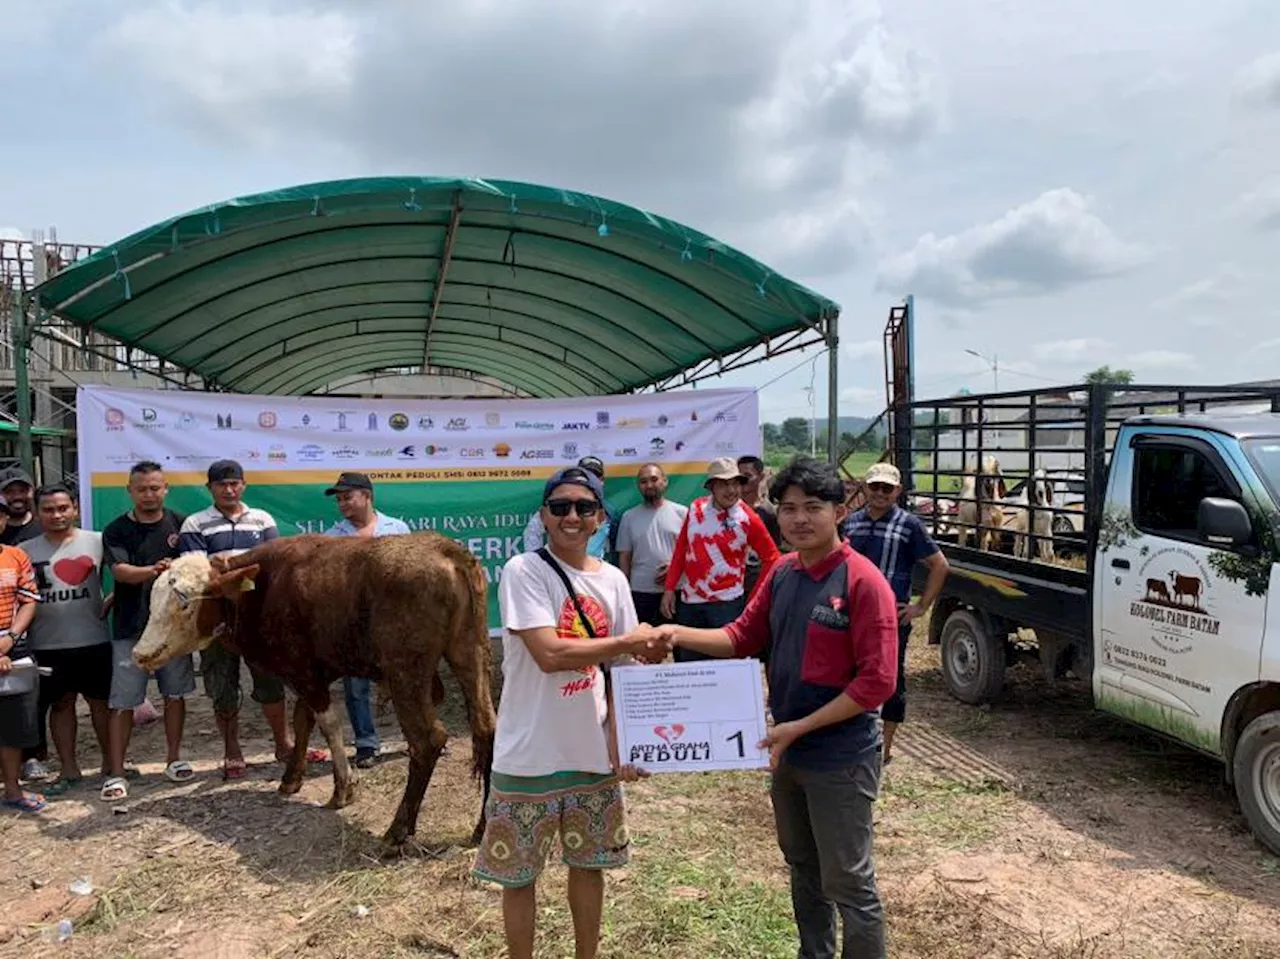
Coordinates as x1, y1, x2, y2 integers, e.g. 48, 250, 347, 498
164, 760, 195, 783
43, 777, 82, 796
1, 791, 46, 812
100, 777, 128, 803
306, 748, 329, 764
221, 759, 247, 781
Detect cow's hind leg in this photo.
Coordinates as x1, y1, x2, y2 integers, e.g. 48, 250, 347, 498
280, 699, 316, 796
314, 704, 355, 809
381, 673, 448, 853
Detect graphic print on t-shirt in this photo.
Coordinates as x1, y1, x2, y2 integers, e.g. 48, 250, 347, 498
53, 555, 96, 587
685, 499, 751, 598
556, 593, 610, 698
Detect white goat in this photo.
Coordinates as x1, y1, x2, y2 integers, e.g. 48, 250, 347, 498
1011, 469, 1055, 562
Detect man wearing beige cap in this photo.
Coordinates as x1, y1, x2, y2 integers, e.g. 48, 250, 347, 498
842, 462, 949, 763
661, 457, 781, 662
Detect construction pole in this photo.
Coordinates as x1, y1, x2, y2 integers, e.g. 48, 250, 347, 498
826, 312, 839, 465
13, 295, 34, 476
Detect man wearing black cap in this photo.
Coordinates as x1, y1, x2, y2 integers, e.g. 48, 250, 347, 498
521, 456, 620, 561
322, 472, 410, 768
178, 459, 303, 779
0, 468, 42, 548
474, 463, 666, 959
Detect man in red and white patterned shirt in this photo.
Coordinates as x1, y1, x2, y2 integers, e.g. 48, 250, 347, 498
660, 457, 781, 662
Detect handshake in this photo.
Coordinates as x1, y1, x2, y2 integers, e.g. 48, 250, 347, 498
624, 623, 679, 664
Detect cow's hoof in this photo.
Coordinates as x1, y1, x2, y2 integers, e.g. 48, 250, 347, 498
278, 779, 303, 796
324, 785, 355, 810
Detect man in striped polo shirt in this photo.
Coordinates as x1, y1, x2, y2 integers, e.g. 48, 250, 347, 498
842, 463, 949, 765
179, 460, 298, 779
660, 457, 900, 958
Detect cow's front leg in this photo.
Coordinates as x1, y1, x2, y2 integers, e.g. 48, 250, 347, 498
314, 704, 355, 809
279, 699, 315, 796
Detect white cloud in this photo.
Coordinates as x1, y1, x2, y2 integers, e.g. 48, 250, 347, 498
1235, 52, 1280, 108
1128, 350, 1195, 372
1239, 179, 1280, 231
101, 3, 359, 144
876, 188, 1149, 305
1031, 338, 1111, 363
840, 385, 881, 410
842, 338, 881, 361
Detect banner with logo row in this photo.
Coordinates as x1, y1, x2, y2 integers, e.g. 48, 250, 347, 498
76, 385, 761, 630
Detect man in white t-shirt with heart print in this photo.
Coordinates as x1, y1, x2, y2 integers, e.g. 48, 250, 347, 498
473, 465, 670, 959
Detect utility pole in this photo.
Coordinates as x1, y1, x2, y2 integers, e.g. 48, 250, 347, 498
966, 348, 998, 392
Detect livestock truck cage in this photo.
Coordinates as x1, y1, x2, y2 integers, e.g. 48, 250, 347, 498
894, 382, 1280, 578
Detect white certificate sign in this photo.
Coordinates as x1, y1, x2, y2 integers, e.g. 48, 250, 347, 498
613, 659, 769, 773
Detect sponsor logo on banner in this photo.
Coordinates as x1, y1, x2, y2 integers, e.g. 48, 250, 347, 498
332, 446, 360, 460
389, 413, 409, 431
563, 421, 590, 431
446, 418, 468, 432
562, 442, 579, 459
141, 408, 158, 423
419, 416, 435, 430
690, 411, 699, 422
650, 436, 666, 453
365, 447, 394, 458
292, 413, 318, 430
654, 414, 670, 428
397, 446, 417, 459
258, 411, 278, 429
485, 412, 501, 428
297, 444, 325, 462
713, 409, 738, 423
515, 420, 555, 431
423, 445, 448, 456
335, 412, 351, 432
616, 416, 645, 428
268, 445, 287, 462
216, 414, 235, 430
460, 447, 485, 458
614, 447, 639, 458
493, 443, 511, 458
239, 449, 262, 462
674, 440, 686, 451
596, 411, 611, 427
521, 449, 555, 460
105, 408, 125, 431
714, 441, 737, 453
132, 407, 164, 430
366, 413, 378, 431
175, 413, 197, 431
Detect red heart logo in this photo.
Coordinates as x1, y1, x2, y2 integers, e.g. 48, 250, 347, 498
670, 724, 685, 740
653, 724, 686, 743
654, 725, 670, 743
53, 555, 95, 587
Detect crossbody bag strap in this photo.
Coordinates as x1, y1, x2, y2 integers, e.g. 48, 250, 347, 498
534, 547, 614, 692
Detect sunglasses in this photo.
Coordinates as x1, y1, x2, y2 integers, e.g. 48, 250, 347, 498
545, 499, 600, 517
867, 482, 896, 494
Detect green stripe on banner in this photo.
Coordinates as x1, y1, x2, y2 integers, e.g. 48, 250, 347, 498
89, 473, 710, 631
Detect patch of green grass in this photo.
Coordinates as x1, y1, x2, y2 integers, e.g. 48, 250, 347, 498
881, 772, 1015, 852
1096, 693, 1220, 754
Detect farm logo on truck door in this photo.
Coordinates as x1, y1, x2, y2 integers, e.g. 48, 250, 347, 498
1129, 547, 1220, 654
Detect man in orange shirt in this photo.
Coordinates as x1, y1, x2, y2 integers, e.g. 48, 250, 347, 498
0, 495, 45, 812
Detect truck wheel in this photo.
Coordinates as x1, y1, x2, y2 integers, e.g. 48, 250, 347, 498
1232, 712, 1280, 856
939, 609, 1006, 705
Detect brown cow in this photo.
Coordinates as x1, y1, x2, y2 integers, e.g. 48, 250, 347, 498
1145, 578, 1172, 603
132, 532, 496, 852
1169, 571, 1203, 608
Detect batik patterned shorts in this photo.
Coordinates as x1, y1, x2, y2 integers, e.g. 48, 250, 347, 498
472, 770, 630, 888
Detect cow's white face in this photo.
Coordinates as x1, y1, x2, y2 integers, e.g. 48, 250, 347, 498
133, 553, 222, 671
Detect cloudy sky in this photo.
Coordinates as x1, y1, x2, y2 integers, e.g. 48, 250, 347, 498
2, 0, 1278, 424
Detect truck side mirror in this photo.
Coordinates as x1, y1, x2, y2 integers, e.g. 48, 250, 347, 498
1197, 497, 1252, 547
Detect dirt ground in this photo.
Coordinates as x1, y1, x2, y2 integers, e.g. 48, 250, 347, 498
4, 630, 1280, 958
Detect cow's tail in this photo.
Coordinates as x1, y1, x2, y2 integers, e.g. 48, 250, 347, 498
460, 557, 496, 789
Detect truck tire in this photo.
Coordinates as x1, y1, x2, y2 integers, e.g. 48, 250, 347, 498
1232, 711, 1280, 856
939, 609, 1006, 705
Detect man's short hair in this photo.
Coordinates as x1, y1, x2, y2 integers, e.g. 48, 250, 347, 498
768, 457, 844, 505
637, 462, 665, 476
737, 455, 765, 474
36, 482, 77, 506
130, 461, 164, 477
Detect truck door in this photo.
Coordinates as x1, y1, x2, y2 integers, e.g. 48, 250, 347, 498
1097, 431, 1267, 755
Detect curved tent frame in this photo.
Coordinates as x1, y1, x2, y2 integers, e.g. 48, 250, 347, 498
19, 176, 841, 465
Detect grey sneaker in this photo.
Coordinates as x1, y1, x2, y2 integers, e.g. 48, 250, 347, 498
22, 759, 49, 781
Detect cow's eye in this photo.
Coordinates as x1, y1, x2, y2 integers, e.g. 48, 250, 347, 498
174, 589, 191, 610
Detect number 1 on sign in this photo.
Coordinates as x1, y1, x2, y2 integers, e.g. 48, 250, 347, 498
726, 729, 745, 758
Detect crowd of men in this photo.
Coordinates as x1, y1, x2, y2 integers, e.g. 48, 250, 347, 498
0, 446, 951, 959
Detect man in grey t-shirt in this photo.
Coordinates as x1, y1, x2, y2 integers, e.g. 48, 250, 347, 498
616, 464, 688, 626
21, 484, 112, 794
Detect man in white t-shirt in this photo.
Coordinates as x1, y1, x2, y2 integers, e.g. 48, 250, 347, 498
473, 465, 669, 959
616, 463, 687, 626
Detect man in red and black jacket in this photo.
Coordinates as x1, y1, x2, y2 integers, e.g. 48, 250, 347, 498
658, 456, 898, 959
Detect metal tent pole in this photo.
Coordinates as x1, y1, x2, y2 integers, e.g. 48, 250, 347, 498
826, 312, 839, 465
12, 296, 35, 476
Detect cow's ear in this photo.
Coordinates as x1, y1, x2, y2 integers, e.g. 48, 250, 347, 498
213, 564, 260, 598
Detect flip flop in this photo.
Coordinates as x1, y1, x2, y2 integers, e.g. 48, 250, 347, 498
42, 777, 82, 796
221, 759, 247, 781
306, 748, 329, 764
100, 777, 129, 803
1, 792, 46, 813
164, 760, 195, 783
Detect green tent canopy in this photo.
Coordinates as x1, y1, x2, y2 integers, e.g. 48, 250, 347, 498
33, 177, 840, 398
